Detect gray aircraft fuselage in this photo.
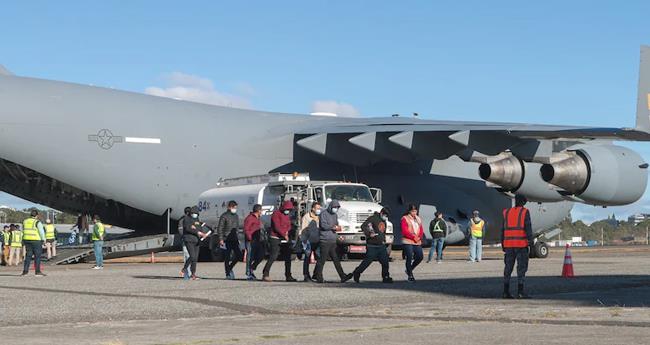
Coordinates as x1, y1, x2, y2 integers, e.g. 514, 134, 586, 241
0, 74, 572, 244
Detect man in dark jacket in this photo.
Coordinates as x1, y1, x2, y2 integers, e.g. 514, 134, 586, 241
244, 204, 264, 280
314, 200, 353, 283
427, 211, 447, 263
180, 206, 207, 280
350, 208, 393, 283
262, 200, 297, 282
217, 200, 240, 280
501, 195, 534, 299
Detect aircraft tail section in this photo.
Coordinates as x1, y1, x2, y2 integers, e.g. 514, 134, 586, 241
636, 45, 650, 132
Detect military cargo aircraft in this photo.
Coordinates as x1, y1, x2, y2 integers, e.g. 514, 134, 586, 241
1, 47, 649, 257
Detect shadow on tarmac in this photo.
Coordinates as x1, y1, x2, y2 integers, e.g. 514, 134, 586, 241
128, 272, 650, 307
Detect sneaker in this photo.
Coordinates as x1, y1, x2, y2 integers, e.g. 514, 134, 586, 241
20, 272, 28, 276
426, 260, 431, 264
179, 269, 186, 278
341, 273, 353, 283
353, 272, 360, 283
502, 292, 515, 299
408, 275, 415, 282
286, 276, 297, 282
249, 272, 257, 280
246, 275, 255, 281
191, 275, 200, 280
436, 260, 442, 264
35, 272, 47, 277
92, 266, 102, 270
467, 260, 474, 263
303, 275, 314, 282
183, 275, 190, 281
262, 275, 272, 282
382, 277, 393, 283
225, 272, 233, 280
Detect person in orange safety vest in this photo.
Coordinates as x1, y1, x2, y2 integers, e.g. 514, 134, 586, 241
501, 195, 533, 299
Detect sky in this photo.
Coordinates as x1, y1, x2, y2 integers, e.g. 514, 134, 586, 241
1, 1, 649, 222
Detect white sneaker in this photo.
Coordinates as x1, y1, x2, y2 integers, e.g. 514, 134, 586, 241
92, 266, 101, 270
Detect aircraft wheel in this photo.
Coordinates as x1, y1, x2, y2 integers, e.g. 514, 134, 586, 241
534, 242, 549, 259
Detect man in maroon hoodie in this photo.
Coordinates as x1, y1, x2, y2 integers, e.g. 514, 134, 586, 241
244, 204, 264, 280
262, 200, 297, 282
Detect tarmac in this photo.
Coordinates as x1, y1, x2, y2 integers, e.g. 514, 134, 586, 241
1, 246, 649, 345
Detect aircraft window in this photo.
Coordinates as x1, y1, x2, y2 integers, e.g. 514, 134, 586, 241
324, 185, 374, 202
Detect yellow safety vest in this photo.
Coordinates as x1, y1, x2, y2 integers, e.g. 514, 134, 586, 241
470, 219, 485, 238
45, 224, 56, 240
2, 230, 9, 245
22, 217, 42, 241
92, 222, 105, 241
10, 231, 23, 248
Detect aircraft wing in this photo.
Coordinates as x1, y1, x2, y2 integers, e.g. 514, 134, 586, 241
291, 116, 650, 165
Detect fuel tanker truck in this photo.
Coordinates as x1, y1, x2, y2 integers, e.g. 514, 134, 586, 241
197, 173, 394, 258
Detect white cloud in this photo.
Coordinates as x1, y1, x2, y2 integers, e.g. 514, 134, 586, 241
311, 100, 361, 117
145, 72, 252, 109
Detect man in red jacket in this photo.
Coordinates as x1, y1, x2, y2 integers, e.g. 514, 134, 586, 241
262, 200, 297, 282
244, 204, 264, 281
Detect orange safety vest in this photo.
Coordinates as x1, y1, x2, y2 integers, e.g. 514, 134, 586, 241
502, 207, 529, 248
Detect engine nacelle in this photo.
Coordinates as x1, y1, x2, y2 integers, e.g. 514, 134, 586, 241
479, 153, 565, 202
540, 144, 648, 206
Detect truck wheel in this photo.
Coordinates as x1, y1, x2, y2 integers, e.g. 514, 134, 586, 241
534, 242, 549, 259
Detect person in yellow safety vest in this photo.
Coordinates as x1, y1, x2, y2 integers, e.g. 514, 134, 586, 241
44, 219, 58, 259
21, 210, 46, 276
9, 224, 23, 266
1, 225, 10, 265
468, 210, 486, 263
91, 215, 105, 270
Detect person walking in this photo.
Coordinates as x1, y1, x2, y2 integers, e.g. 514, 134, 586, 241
300, 202, 321, 282
262, 200, 297, 282
44, 219, 57, 259
468, 210, 486, 262
8, 225, 23, 266
314, 200, 353, 283
501, 195, 534, 299
350, 207, 393, 283
244, 204, 264, 280
91, 215, 106, 270
180, 206, 207, 280
216, 201, 241, 280
427, 211, 447, 263
21, 210, 46, 276
178, 206, 192, 279
401, 204, 424, 282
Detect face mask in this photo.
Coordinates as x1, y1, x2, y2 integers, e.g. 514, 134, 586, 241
283, 210, 290, 215
381, 215, 388, 221
191, 213, 198, 219
315, 209, 322, 216
230, 208, 237, 214
331, 208, 339, 213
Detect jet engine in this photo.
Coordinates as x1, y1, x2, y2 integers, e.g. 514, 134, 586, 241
478, 152, 565, 202
540, 144, 648, 206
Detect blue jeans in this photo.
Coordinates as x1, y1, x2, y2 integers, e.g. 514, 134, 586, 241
22, 240, 43, 274
428, 238, 445, 262
469, 236, 483, 261
403, 244, 423, 277
93, 240, 104, 267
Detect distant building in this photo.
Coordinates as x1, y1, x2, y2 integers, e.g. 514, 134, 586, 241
628, 213, 650, 225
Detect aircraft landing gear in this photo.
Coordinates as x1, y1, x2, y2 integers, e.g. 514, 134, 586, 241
530, 241, 549, 259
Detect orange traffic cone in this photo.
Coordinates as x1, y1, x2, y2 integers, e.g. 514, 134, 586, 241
561, 244, 574, 278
